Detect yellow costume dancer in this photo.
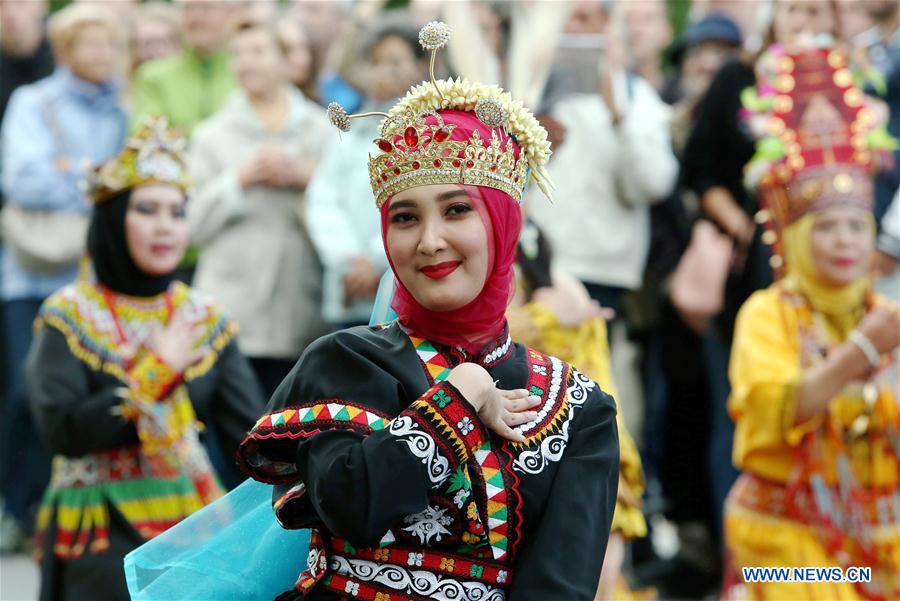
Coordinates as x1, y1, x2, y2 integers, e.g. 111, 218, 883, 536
508, 225, 647, 600
724, 47, 899, 601
508, 281, 646, 540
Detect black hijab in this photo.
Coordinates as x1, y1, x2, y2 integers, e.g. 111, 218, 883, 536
516, 219, 554, 292
87, 189, 174, 297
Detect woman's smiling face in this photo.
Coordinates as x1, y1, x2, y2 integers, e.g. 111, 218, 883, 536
124, 183, 188, 277
385, 184, 490, 312
809, 206, 874, 287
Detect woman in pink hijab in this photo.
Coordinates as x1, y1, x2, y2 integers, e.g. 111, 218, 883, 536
238, 23, 619, 600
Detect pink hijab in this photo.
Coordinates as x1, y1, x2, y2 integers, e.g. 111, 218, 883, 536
379, 110, 523, 354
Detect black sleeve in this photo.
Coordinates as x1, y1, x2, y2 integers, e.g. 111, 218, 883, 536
238, 329, 491, 549
25, 324, 139, 457
208, 339, 266, 465
517, 220, 554, 292
508, 374, 620, 601
682, 60, 755, 201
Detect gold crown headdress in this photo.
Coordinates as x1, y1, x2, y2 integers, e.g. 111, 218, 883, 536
327, 21, 554, 208
89, 116, 190, 204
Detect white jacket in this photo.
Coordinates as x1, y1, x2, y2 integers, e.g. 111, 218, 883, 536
304, 107, 391, 324
529, 73, 677, 290
188, 88, 333, 359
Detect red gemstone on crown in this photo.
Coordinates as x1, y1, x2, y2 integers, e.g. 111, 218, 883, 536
490, 164, 497, 171
433, 159, 442, 168
434, 128, 449, 142
382, 174, 388, 181
404, 127, 419, 147
377, 139, 393, 152
393, 167, 401, 175
466, 160, 474, 168
412, 161, 420, 170
452, 159, 461, 167
385, 161, 393, 167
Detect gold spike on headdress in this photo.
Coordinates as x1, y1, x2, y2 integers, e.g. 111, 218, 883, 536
326, 21, 554, 208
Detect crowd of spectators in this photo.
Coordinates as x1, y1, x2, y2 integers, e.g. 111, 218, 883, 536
1, 1, 898, 599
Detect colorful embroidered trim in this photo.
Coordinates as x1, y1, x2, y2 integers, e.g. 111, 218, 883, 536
319, 569, 505, 601
240, 401, 392, 483
479, 334, 513, 366
730, 474, 899, 528
410, 335, 454, 382
327, 536, 512, 587
405, 335, 524, 560
512, 348, 568, 446
415, 338, 572, 459
35, 445, 207, 560
402, 383, 488, 466
512, 364, 594, 475
36, 281, 236, 385
295, 531, 510, 600
46, 447, 150, 488
474, 440, 513, 560
252, 402, 392, 438
408, 328, 514, 382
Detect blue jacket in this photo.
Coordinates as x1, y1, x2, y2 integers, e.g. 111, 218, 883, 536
1, 67, 125, 300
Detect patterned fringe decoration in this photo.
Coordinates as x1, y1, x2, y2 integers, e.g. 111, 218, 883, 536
35, 281, 237, 385
35, 475, 204, 560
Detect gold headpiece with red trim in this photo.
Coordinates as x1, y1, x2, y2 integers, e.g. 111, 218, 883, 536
752, 47, 879, 272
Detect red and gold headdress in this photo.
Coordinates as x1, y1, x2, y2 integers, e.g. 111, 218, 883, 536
326, 21, 553, 209
751, 47, 884, 273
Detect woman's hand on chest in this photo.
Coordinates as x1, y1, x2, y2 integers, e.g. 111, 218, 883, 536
446, 362, 541, 443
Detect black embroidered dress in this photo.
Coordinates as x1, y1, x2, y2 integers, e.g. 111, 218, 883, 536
237, 321, 619, 600
27, 280, 265, 601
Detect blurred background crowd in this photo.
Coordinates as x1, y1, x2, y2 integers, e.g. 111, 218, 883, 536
0, 0, 898, 600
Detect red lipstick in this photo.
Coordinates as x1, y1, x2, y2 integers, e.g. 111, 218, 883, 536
420, 261, 461, 280
832, 257, 857, 267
